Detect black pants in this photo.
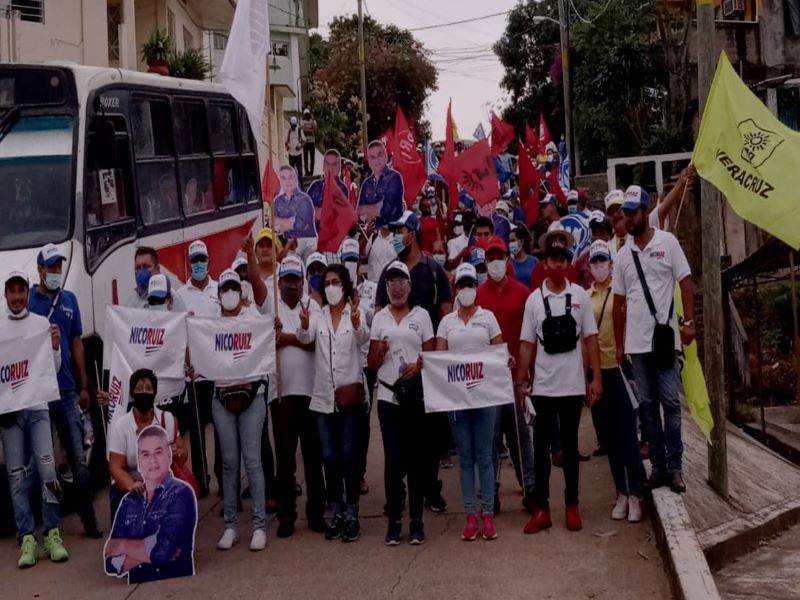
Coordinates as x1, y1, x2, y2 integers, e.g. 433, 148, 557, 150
187, 381, 221, 496
270, 395, 325, 523
378, 401, 431, 522
260, 394, 277, 500
532, 396, 584, 510
362, 368, 377, 479
303, 142, 315, 176
425, 412, 450, 500
289, 154, 303, 186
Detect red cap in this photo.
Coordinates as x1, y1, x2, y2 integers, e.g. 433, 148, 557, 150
485, 236, 508, 255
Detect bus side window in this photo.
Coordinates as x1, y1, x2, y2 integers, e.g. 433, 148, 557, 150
174, 100, 214, 216
210, 102, 243, 207
238, 106, 260, 204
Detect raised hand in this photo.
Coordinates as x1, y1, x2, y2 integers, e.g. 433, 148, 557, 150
241, 234, 255, 257
350, 296, 361, 329
299, 299, 311, 331
49, 325, 60, 351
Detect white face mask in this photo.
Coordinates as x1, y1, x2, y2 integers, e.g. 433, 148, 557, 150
457, 287, 477, 307
326, 285, 344, 305
149, 303, 169, 312
453, 225, 464, 236
220, 290, 241, 311
487, 259, 506, 282
590, 261, 611, 283
6, 307, 28, 320
509, 241, 521, 256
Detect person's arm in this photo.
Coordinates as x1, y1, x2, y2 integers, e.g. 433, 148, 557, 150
514, 340, 535, 408
71, 336, 91, 408
147, 485, 197, 567
243, 235, 267, 309
367, 338, 388, 371
49, 325, 61, 371
490, 334, 504, 345
585, 334, 602, 405
613, 294, 626, 365
434, 337, 448, 351
656, 166, 695, 229
109, 453, 140, 494
679, 275, 696, 346
296, 303, 316, 345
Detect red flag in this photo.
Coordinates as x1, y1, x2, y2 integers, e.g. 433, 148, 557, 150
438, 99, 460, 220
393, 106, 428, 207
261, 159, 280, 202
518, 143, 541, 210
451, 138, 500, 207
343, 165, 357, 208
380, 127, 395, 156
524, 124, 538, 149
539, 113, 552, 155
490, 112, 515, 157
549, 167, 568, 208
317, 171, 358, 253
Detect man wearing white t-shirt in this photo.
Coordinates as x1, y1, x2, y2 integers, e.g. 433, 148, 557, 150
365, 224, 398, 283
446, 213, 470, 270
612, 186, 695, 495
515, 230, 602, 536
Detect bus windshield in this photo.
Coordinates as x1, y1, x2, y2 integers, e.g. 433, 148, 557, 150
0, 115, 74, 251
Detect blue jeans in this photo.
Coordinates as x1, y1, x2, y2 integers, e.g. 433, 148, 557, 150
630, 353, 683, 474
212, 395, 267, 530
49, 390, 97, 530
0, 409, 61, 540
494, 403, 535, 498
601, 369, 643, 496
317, 408, 367, 520
449, 407, 496, 515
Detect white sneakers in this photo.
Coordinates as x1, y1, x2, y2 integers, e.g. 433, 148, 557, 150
250, 529, 267, 551
611, 494, 629, 520
217, 528, 238, 550
627, 496, 643, 523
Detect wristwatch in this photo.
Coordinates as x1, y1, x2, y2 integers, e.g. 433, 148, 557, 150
681, 319, 694, 328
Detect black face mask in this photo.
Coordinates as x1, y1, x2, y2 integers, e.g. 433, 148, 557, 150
132, 392, 155, 414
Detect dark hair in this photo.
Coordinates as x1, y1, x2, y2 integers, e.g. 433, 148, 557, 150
321, 264, 355, 306
511, 223, 533, 255
135, 246, 159, 264
138, 424, 169, 444
129, 368, 158, 398
474, 216, 494, 234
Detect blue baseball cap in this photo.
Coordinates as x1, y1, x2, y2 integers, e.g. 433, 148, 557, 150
621, 185, 650, 211
539, 193, 559, 208
37, 243, 66, 267
147, 274, 171, 299
469, 247, 486, 266
279, 254, 304, 279
389, 210, 421, 234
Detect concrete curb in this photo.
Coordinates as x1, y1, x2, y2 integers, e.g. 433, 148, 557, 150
649, 488, 721, 600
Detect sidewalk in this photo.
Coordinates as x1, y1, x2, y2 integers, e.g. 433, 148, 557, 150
0, 407, 670, 600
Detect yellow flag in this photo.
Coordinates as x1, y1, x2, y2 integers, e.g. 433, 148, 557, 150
693, 52, 800, 249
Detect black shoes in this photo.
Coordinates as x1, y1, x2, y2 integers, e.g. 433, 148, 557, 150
308, 516, 327, 534
425, 494, 447, 513
385, 520, 402, 546
341, 518, 361, 543
325, 514, 346, 540
277, 521, 295, 538
670, 473, 686, 494
84, 525, 104, 540
409, 520, 425, 545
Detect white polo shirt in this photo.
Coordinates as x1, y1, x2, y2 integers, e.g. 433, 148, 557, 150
436, 307, 501, 352
367, 232, 398, 283
174, 278, 219, 316
612, 228, 691, 354
447, 234, 469, 262
520, 281, 598, 398
370, 306, 434, 404
268, 295, 320, 401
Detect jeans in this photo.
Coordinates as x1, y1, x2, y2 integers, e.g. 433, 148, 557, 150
187, 380, 222, 495
630, 352, 683, 474
532, 396, 583, 511
271, 396, 325, 524
600, 369, 643, 496
303, 142, 315, 176
49, 391, 97, 531
494, 403, 535, 498
317, 407, 367, 519
449, 407, 496, 515
0, 410, 60, 540
378, 401, 432, 522
212, 394, 267, 530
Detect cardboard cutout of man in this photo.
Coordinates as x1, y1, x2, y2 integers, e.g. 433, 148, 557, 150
104, 425, 197, 584
272, 165, 317, 239
357, 140, 404, 227
307, 150, 349, 224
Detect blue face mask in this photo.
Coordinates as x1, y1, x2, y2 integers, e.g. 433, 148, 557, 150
392, 233, 407, 254
135, 268, 151, 291
308, 274, 322, 292
191, 261, 208, 282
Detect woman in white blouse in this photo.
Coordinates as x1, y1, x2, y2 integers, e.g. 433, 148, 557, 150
435, 263, 506, 543
297, 264, 369, 543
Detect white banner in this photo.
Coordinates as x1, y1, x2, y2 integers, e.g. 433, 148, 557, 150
104, 306, 187, 380
106, 344, 132, 432
0, 328, 60, 415
421, 344, 514, 413
186, 314, 275, 383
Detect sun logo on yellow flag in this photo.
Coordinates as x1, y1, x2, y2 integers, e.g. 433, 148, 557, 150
737, 118, 784, 168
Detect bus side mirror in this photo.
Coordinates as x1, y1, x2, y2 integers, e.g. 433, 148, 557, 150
88, 120, 117, 169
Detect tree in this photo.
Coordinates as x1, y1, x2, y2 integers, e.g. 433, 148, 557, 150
309, 16, 438, 159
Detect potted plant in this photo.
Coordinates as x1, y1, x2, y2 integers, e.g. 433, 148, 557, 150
168, 48, 211, 81
141, 30, 172, 76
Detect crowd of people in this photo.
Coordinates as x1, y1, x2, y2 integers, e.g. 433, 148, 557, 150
0, 135, 698, 572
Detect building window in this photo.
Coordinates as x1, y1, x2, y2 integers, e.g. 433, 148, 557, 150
167, 8, 176, 43
107, 4, 122, 64
8, 0, 43, 23
183, 26, 194, 50
211, 32, 228, 51
271, 42, 289, 57
787, 0, 800, 35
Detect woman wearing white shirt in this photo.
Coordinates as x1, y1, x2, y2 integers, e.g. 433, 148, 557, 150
368, 261, 435, 546
297, 264, 369, 543
435, 263, 505, 542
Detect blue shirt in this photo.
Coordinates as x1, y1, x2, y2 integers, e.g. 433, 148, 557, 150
512, 255, 538, 287
307, 177, 349, 210
357, 167, 404, 227
273, 190, 317, 238
28, 285, 82, 392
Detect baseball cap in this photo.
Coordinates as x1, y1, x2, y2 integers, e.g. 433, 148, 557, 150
604, 189, 625, 211
290, 116, 298, 125
455, 262, 478, 285
340, 238, 360, 261
386, 260, 410, 279
496, 200, 512, 215
567, 190, 579, 205
469, 247, 486, 266
389, 210, 421, 234
305, 252, 328, 269
279, 254, 304, 279
622, 185, 650, 211
147, 274, 171, 299
255, 227, 283, 252
453, 213, 463, 225
187, 240, 208, 260
425, 187, 436, 198
589, 240, 611, 263
218, 269, 241, 289
3, 270, 29, 287
37, 243, 66, 267
231, 256, 248, 272
539, 193, 559, 208
485, 236, 508, 256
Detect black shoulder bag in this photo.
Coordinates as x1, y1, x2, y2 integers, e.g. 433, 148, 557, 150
538, 289, 579, 355
631, 250, 675, 368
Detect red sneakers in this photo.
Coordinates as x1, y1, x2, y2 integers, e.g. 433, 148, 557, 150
462, 513, 479, 541
523, 509, 552, 534
481, 514, 497, 540
565, 504, 583, 531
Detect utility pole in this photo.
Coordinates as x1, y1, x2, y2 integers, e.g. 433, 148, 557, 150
357, 0, 369, 152
697, 2, 728, 498
557, 0, 577, 183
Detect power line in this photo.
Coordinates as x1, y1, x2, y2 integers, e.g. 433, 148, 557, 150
407, 10, 509, 32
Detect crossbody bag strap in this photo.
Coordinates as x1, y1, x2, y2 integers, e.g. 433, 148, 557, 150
565, 292, 572, 315
596, 288, 612, 330
542, 288, 551, 318
631, 250, 659, 321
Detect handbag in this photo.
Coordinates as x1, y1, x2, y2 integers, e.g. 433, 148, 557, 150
216, 382, 258, 415
538, 290, 579, 355
631, 250, 676, 368
329, 336, 365, 411
379, 375, 424, 408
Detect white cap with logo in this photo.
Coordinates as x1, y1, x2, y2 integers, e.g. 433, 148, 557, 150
147, 274, 171, 299
3, 270, 29, 287
455, 262, 478, 284
279, 254, 304, 279
218, 269, 241, 288
188, 240, 209, 260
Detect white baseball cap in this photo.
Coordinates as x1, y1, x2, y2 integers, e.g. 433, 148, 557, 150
37, 243, 66, 267
589, 240, 611, 263
306, 252, 328, 269
385, 260, 410, 279
279, 254, 304, 279
340, 238, 360, 261
147, 273, 171, 299
567, 190, 580, 204
604, 190, 625, 211
496, 200, 512, 215
231, 256, 248, 272
3, 270, 29, 287
188, 240, 208, 260
455, 262, 478, 285
218, 269, 241, 289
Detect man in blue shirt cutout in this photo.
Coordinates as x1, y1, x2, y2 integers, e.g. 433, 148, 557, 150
357, 140, 404, 228
307, 149, 350, 225
28, 243, 102, 539
272, 165, 317, 239
105, 425, 197, 584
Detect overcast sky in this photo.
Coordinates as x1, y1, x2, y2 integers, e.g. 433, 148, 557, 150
313, 0, 520, 141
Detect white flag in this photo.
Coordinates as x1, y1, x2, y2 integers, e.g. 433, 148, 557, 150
186, 314, 275, 383
0, 328, 60, 415
219, 0, 270, 148
104, 306, 187, 380
421, 345, 513, 413
106, 344, 133, 432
